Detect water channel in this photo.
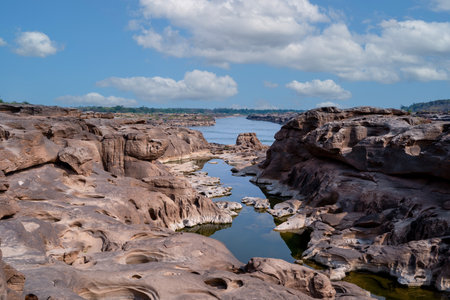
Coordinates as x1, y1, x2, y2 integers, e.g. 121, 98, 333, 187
185, 117, 448, 300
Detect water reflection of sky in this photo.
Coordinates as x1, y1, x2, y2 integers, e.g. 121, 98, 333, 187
190, 159, 303, 263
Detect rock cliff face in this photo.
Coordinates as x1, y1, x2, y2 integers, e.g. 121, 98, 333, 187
0, 105, 368, 299
257, 107, 450, 291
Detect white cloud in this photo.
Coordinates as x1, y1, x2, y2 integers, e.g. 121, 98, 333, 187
0, 37, 6, 47
317, 101, 340, 108
14, 31, 61, 57
97, 70, 238, 102
286, 79, 351, 100
430, 0, 450, 11
401, 66, 448, 81
264, 81, 279, 88
133, 0, 450, 83
56, 93, 137, 107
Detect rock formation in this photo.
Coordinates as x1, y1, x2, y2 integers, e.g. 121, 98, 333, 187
254, 106, 450, 291
247, 112, 300, 124
0, 104, 369, 299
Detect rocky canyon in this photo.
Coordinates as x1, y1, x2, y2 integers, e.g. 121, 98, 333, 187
0, 104, 378, 300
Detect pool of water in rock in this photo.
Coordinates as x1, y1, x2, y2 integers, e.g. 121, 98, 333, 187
183, 158, 307, 262
186, 117, 449, 300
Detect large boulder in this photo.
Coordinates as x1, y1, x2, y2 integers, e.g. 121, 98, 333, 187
0, 131, 60, 175
124, 133, 168, 161
236, 132, 265, 150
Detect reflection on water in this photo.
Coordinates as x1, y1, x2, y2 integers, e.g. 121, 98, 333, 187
181, 158, 304, 263
279, 229, 312, 260
343, 272, 449, 300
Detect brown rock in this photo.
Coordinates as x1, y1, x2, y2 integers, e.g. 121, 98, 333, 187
125, 133, 168, 161
236, 132, 265, 150
101, 134, 125, 176
245, 257, 336, 299
0, 131, 60, 174
259, 106, 450, 290
58, 146, 94, 176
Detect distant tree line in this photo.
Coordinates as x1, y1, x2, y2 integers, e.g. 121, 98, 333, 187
401, 99, 450, 113
0, 98, 30, 105
77, 105, 304, 115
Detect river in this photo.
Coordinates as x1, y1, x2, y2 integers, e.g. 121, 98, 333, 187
187, 116, 447, 300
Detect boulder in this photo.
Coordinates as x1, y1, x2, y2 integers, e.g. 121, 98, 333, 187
236, 132, 265, 150
124, 133, 168, 161
268, 199, 302, 218
58, 146, 94, 176
244, 257, 336, 299
0, 131, 60, 174
101, 134, 125, 176
241, 197, 270, 209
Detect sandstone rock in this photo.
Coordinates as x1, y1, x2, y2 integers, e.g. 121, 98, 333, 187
125, 133, 168, 161
0, 199, 18, 220
236, 132, 265, 150
258, 106, 450, 290
0, 172, 8, 193
124, 156, 171, 179
58, 146, 94, 176
215, 201, 242, 211
241, 197, 270, 209
332, 281, 375, 300
0, 131, 60, 174
244, 257, 336, 299
101, 134, 125, 176
215, 201, 242, 217
274, 214, 307, 231
0, 126, 9, 141
268, 199, 302, 218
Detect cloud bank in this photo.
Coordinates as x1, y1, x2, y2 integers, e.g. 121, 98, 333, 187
286, 79, 351, 100
56, 93, 137, 107
430, 0, 450, 12
14, 31, 61, 57
97, 70, 238, 102
0, 38, 6, 47
132, 0, 450, 83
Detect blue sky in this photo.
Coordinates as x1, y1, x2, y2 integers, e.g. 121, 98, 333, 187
0, 0, 449, 109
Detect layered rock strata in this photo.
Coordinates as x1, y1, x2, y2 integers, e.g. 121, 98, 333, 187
254, 106, 450, 291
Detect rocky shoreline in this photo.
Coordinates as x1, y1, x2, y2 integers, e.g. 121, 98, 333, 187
0, 104, 376, 299
242, 107, 450, 292
247, 112, 300, 124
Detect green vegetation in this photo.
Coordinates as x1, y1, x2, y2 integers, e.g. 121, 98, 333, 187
401, 99, 450, 113
0, 97, 30, 105
77, 105, 303, 116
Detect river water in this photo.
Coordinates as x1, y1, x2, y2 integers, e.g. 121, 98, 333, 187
188, 116, 448, 300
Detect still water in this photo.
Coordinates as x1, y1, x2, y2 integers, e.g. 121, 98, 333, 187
192, 116, 280, 145
189, 117, 448, 300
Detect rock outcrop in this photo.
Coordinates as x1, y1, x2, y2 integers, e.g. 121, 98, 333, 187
256, 106, 450, 291
0, 104, 370, 299
247, 112, 300, 124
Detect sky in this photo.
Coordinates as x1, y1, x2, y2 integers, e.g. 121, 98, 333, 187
0, 0, 449, 110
